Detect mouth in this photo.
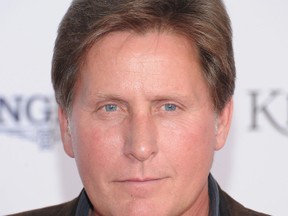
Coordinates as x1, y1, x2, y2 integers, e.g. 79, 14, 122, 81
115, 177, 168, 183
112, 177, 169, 197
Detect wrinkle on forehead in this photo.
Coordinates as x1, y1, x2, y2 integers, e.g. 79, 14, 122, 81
78, 31, 210, 109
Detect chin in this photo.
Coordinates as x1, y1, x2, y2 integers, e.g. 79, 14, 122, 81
112, 198, 172, 216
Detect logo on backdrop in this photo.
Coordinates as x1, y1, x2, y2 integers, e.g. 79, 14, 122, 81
0, 95, 60, 149
249, 90, 288, 137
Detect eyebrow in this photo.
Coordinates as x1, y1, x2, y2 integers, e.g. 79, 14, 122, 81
149, 91, 199, 104
84, 93, 129, 106
85, 92, 195, 106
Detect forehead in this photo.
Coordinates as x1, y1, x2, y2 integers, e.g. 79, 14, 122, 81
89, 31, 198, 58
77, 31, 210, 103
83, 31, 201, 76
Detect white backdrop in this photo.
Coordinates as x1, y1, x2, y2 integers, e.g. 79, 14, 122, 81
0, 1, 287, 215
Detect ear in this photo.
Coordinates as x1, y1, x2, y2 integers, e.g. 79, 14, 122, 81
214, 98, 233, 150
58, 107, 75, 158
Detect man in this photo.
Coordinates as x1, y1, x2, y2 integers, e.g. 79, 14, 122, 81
11, 0, 269, 215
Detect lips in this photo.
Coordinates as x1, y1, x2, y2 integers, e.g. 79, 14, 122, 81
112, 177, 169, 197
115, 177, 168, 183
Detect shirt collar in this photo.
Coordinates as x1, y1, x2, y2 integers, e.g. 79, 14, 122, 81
76, 174, 220, 216
208, 174, 220, 216
76, 190, 91, 216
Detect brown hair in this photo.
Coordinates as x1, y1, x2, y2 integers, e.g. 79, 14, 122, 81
52, 0, 235, 114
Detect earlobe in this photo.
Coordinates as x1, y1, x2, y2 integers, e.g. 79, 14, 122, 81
215, 99, 233, 150
58, 107, 75, 158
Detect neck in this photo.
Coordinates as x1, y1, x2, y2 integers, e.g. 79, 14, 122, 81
181, 181, 210, 216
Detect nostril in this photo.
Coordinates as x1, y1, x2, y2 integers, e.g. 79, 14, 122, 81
123, 115, 158, 162
124, 135, 158, 162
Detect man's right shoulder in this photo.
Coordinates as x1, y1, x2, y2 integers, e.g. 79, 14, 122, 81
8, 197, 79, 216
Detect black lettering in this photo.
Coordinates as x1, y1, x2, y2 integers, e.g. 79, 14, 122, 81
249, 90, 288, 136
26, 96, 52, 124
0, 96, 22, 123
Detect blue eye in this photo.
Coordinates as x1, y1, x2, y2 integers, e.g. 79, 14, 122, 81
104, 104, 118, 112
164, 104, 177, 111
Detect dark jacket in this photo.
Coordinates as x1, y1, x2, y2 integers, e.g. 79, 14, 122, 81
9, 197, 79, 216
218, 188, 270, 216
9, 186, 270, 216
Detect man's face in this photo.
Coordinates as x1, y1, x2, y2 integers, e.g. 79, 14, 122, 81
59, 32, 232, 216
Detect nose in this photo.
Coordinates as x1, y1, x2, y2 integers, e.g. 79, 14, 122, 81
124, 114, 158, 162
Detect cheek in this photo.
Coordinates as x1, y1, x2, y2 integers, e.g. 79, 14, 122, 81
159, 117, 216, 173
70, 119, 124, 176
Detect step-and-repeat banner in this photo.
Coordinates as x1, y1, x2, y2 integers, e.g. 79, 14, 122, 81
0, 1, 287, 215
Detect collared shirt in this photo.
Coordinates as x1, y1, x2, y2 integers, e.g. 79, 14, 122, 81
208, 174, 220, 216
75, 190, 91, 216
76, 174, 220, 216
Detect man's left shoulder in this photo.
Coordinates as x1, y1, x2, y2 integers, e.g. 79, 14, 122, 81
218, 186, 271, 216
